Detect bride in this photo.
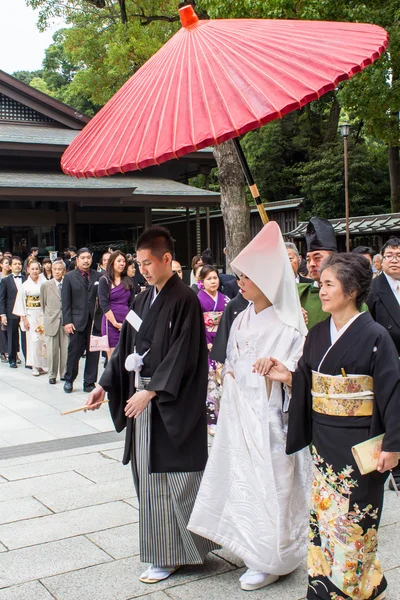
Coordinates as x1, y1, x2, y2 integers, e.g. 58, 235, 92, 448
188, 221, 311, 591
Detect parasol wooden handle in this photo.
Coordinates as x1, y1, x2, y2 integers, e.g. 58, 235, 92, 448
232, 137, 269, 226
61, 400, 109, 416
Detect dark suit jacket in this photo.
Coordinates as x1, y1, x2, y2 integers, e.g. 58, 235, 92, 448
0, 275, 27, 319
367, 272, 400, 355
298, 274, 313, 284
61, 268, 102, 332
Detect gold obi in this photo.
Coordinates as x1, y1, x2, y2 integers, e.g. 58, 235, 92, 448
26, 295, 41, 309
312, 371, 374, 417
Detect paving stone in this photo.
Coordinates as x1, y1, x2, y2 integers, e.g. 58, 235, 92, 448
165, 563, 308, 600
0, 536, 112, 588
128, 594, 171, 600
42, 553, 234, 600
0, 496, 52, 525
0, 500, 138, 550
101, 448, 124, 461
75, 461, 132, 484
0, 581, 55, 600
123, 497, 139, 510
212, 548, 245, 568
385, 566, 400, 600
0, 448, 113, 480
35, 478, 136, 513
0, 427, 56, 446
88, 523, 140, 559
380, 489, 400, 527
0, 542, 7, 552
0, 441, 124, 467
0, 471, 94, 502
378, 521, 400, 571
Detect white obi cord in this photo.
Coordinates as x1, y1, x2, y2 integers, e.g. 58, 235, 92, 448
125, 347, 150, 388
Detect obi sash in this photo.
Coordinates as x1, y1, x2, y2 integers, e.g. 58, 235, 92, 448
26, 295, 41, 309
311, 371, 374, 417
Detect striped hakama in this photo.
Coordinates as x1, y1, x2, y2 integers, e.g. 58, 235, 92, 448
130, 379, 219, 567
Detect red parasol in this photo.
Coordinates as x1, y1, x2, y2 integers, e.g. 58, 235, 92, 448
61, 5, 388, 224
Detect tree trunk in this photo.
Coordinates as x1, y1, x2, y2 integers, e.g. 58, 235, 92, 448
389, 145, 400, 212
213, 140, 251, 272
323, 94, 340, 143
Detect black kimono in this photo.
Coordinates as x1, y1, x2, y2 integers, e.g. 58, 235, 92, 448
99, 273, 218, 566
287, 312, 400, 600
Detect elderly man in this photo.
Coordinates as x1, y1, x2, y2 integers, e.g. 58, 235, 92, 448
285, 242, 312, 283
297, 217, 337, 330
40, 259, 69, 385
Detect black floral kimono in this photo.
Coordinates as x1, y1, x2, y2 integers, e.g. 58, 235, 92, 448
287, 311, 400, 600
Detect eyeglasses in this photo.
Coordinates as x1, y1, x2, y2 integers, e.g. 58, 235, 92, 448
383, 254, 400, 262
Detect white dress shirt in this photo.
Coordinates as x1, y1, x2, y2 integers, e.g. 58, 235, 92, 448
384, 273, 400, 306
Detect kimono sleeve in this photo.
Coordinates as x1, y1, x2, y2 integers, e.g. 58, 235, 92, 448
370, 330, 400, 453
12, 286, 26, 318
286, 330, 313, 455
98, 318, 133, 432
145, 295, 207, 403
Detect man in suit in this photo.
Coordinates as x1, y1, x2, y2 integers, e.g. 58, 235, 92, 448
40, 259, 69, 385
67, 246, 77, 272
367, 237, 400, 489
0, 256, 26, 368
62, 248, 102, 393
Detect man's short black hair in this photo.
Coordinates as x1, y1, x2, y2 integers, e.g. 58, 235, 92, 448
381, 237, 400, 255
30, 247, 39, 253
77, 247, 92, 257
352, 246, 374, 260
11, 256, 22, 264
68, 246, 77, 253
136, 226, 174, 259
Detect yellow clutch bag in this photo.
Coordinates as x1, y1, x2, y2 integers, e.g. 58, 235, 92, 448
351, 434, 385, 475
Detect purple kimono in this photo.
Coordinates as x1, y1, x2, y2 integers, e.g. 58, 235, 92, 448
198, 290, 229, 425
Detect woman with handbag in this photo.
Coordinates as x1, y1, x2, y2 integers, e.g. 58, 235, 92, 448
98, 251, 135, 359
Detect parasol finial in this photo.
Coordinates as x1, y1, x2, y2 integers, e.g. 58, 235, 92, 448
179, 5, 199, 28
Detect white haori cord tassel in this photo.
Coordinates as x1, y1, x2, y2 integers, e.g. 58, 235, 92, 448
125, 347, 150, 388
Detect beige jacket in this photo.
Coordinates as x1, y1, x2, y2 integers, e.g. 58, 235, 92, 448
40, 278, 63, 337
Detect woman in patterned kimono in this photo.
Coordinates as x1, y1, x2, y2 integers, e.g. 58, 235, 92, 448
197, 265, 229, 435
266, 253, 400, 600
13, 260, 47, 376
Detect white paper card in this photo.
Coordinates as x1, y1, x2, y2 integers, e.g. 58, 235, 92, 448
126, 310, 143, 332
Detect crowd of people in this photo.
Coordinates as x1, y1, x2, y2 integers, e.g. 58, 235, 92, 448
1, 219, 400, 600
0, 245, 144, 391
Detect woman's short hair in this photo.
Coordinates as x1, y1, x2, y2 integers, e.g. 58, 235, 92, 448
198, 265, 220, 282
191, 254, 202, 270
42, 257, 52, 266
320, 253, 372, 310
106, 250, 132, 290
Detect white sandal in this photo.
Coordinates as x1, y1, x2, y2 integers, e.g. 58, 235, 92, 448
139, 565, 179, 584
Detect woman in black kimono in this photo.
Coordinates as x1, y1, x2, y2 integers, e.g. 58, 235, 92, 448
264, 253, 400, 600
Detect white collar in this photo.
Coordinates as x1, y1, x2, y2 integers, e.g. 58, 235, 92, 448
330, 312, 362, 345
384, 272, 400, 292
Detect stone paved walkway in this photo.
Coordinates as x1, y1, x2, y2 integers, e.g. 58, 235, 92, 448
0, 360, 400, 599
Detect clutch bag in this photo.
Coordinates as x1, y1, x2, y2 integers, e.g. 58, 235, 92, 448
351, 434, 385, 475
89, 334, 109, 352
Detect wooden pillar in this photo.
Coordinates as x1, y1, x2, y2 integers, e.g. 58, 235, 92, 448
186, 207, 191, 266
196, 208, 201, 254
144, 207, 152, 230
67, 201, 76, 247
204, 174, 211, 248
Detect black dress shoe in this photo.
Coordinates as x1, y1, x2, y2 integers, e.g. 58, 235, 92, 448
9, 361, 17, 369
83, 383, 96, 393
25, 365, 32, 370
60, 377, 66, 381
49, 378, 57, 385
63, 381, 73, 393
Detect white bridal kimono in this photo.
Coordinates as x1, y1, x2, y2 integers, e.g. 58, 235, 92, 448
13, 276, 47, 369
188, 303, 311, 575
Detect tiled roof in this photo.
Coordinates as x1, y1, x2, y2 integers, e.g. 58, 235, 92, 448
286, 213, 400, 238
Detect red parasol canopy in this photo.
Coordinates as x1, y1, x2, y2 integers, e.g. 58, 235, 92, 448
61, 6, 388, 180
